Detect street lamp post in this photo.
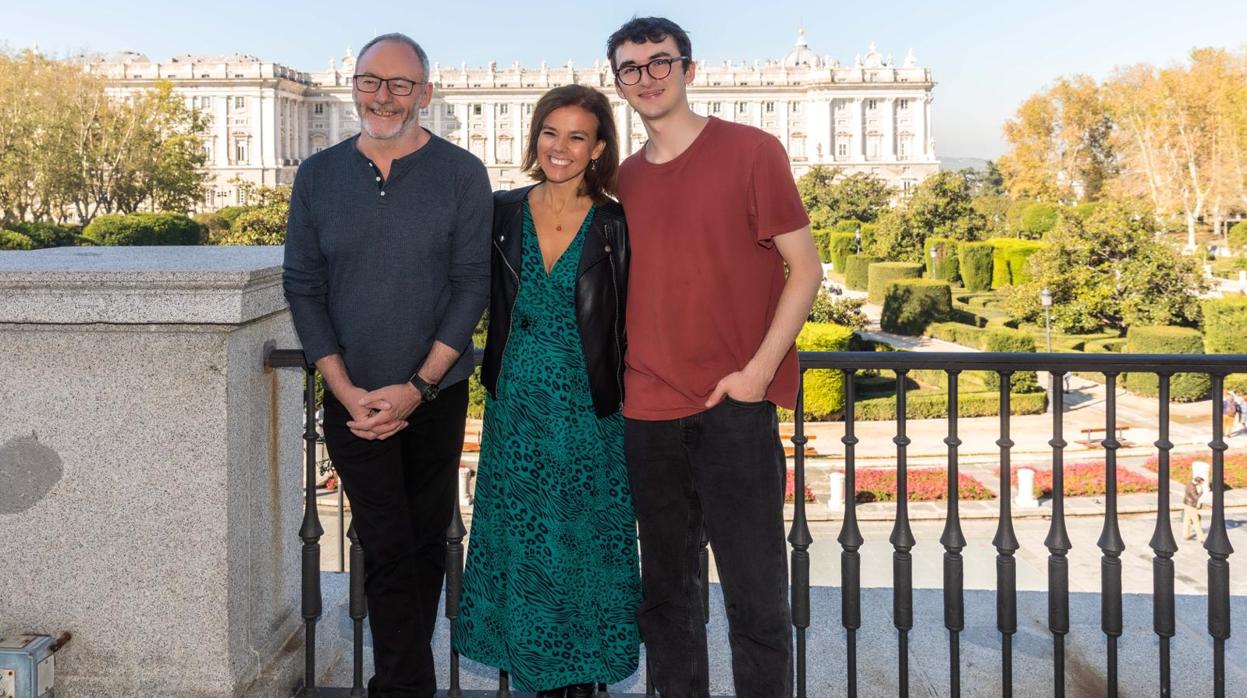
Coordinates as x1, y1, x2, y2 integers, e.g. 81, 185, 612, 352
855, 225, 862, 254
930, 246, 939, 278
1041, 287, 1054, 413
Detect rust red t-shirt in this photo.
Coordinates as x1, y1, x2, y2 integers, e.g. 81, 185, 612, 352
617, 117, 810, 420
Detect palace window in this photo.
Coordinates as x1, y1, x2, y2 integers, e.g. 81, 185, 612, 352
837, 142, 848, 158
736, 101, 747, 114
446, 104, 455, 116
499, 104, 509, 115
200, 96, 211, 109
313, 103, 324, 115
711, 102, 722, 114
234, 141, 248, 164
866, 99, 878, 111
791, 102, 801, 113
472, 104, 482, 116
897, 99, 910, 110
764, 102, 775, 113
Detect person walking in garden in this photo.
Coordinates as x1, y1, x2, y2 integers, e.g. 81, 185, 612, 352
1223, 390, 1239, 437
606, 16, 822, 698
453, 84, 639, 698
1183, 469, 1207, 543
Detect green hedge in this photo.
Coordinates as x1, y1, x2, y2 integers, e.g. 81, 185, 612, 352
83, 213, 205, 246
829, 232, 857, 272
982, 328, 1040, 393
1229, 221, 1247, 252
796, 323, 855, 419
811, 229, 833, 264
1211, 257, 1247, 279
1124, 326, 1209, 402
958, 242, 995, 292
1203, 297, 1247, 354
867, 262, 924, 303
844, 254, 879, 291
881, 279, 952, 335
1018, 201, 1059, 237
924, 237, 961, 283
0, 230, 35, 250
990, 238, 1045, 288
925, 321, 988, 347
857, 389, 1047, 420
10, 221, 81, 248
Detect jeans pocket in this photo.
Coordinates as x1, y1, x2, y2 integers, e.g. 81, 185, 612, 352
723, 395, 768, 408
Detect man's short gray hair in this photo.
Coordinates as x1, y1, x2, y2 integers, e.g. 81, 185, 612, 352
357, 33, 430, 80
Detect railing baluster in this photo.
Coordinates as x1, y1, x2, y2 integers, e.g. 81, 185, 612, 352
338, 481, 346, 572
299, 366, 324, 697
347, 523, 366, 697
788, 375, 813, 698
992, 372, 1019, 698
1148, 373, 1177, 697
595, 681, 608, 697
1098, 373, 1125, 696
445, 501, 467, 697
644, 656, 656, 697
939, 370, 965, 697
890, 369, 915, 698
496, 669, 511, 697
1207, 375, 1234, 698
1043, 370, 1071, 697
837, 369, 863, 698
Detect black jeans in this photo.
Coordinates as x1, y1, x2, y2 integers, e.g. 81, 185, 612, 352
625, 398, 793, 698
322, 380, 468, 698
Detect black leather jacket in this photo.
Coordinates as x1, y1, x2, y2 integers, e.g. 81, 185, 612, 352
480, 185, 629, 417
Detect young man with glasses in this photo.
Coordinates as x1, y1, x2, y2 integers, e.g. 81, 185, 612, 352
607, 16, 822, 698
283, 32, 490, 697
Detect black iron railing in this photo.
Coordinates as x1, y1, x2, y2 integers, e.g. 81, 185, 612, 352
267, 349, 1245, 698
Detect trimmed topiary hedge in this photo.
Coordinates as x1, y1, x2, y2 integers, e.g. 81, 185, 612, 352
1203, 297, 1247, 354
1229, 220, 1247, 252
924, 237, 961, 283
0, 230, 35, 250
810, 229, 833, 264
868, 262, 924, 303
925, 321, 988, 347
881, 279, 952, 335
796, 323, 856, 420
958, 242, 995, 292
829, 232, 857, 272
990, 238, 1045, 288
1124, 326, 1209, 402
83, 213, 205, 246
982, 328, 1040, 393
844, 254, 879, 291
10, 221, 81, 248
857, 389, 1047, 420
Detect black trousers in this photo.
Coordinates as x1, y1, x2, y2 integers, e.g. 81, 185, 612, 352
624, 398, 793, 698
322, 380, 468, 698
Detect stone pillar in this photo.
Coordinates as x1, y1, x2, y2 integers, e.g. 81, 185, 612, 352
0, 247, 305, 697
1016, 468, 1039, 508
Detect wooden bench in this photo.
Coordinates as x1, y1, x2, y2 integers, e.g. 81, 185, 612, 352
780, 433, 818, 458
1080, 425, 1133, 447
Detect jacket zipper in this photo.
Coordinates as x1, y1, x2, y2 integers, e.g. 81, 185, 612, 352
606, 223, 625, 409
493, 236, 521, 388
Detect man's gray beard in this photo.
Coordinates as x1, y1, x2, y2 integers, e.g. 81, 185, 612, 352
358, 106, 418, 140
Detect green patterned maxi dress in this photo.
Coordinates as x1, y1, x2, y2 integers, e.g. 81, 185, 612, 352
453, 204, 640, 691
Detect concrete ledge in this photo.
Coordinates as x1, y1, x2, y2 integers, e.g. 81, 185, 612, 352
0, 246, 286, 324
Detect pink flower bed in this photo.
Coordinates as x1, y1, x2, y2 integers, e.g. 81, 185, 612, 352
1142, 452, 1247, 489
995, 462, 1158, 497
844, 467, 994, 503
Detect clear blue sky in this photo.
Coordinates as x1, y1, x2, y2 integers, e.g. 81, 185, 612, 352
6, 0, 1246, 159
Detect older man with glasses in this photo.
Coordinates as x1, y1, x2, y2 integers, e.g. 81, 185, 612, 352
283, 32, 491, 697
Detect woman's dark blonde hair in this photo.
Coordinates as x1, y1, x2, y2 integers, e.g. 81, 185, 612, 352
521, 84, 619, 203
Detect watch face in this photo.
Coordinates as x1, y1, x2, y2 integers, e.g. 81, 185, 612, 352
425, 385, 439, 401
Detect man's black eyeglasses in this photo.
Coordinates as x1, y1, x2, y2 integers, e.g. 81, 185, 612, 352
353, 74, 425, 96
614, 56, 689, 86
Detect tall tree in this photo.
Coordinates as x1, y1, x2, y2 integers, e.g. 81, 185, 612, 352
872, 170, 984, 262
797, 165, 893, 228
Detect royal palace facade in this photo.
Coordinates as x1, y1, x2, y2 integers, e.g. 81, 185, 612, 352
85, 31, 938, 209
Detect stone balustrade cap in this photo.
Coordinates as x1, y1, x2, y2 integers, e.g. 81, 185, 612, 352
0, 246, 287, 325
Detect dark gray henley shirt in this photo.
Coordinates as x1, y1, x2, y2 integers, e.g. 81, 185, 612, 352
282, 132, 491, 391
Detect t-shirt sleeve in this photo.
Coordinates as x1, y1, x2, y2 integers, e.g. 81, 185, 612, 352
748, 136, 810, 245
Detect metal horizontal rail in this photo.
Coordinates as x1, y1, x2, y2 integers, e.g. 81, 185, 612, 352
797, 351, 1247, 374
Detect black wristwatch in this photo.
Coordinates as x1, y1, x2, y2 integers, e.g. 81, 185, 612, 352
409, 373, 440, 402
